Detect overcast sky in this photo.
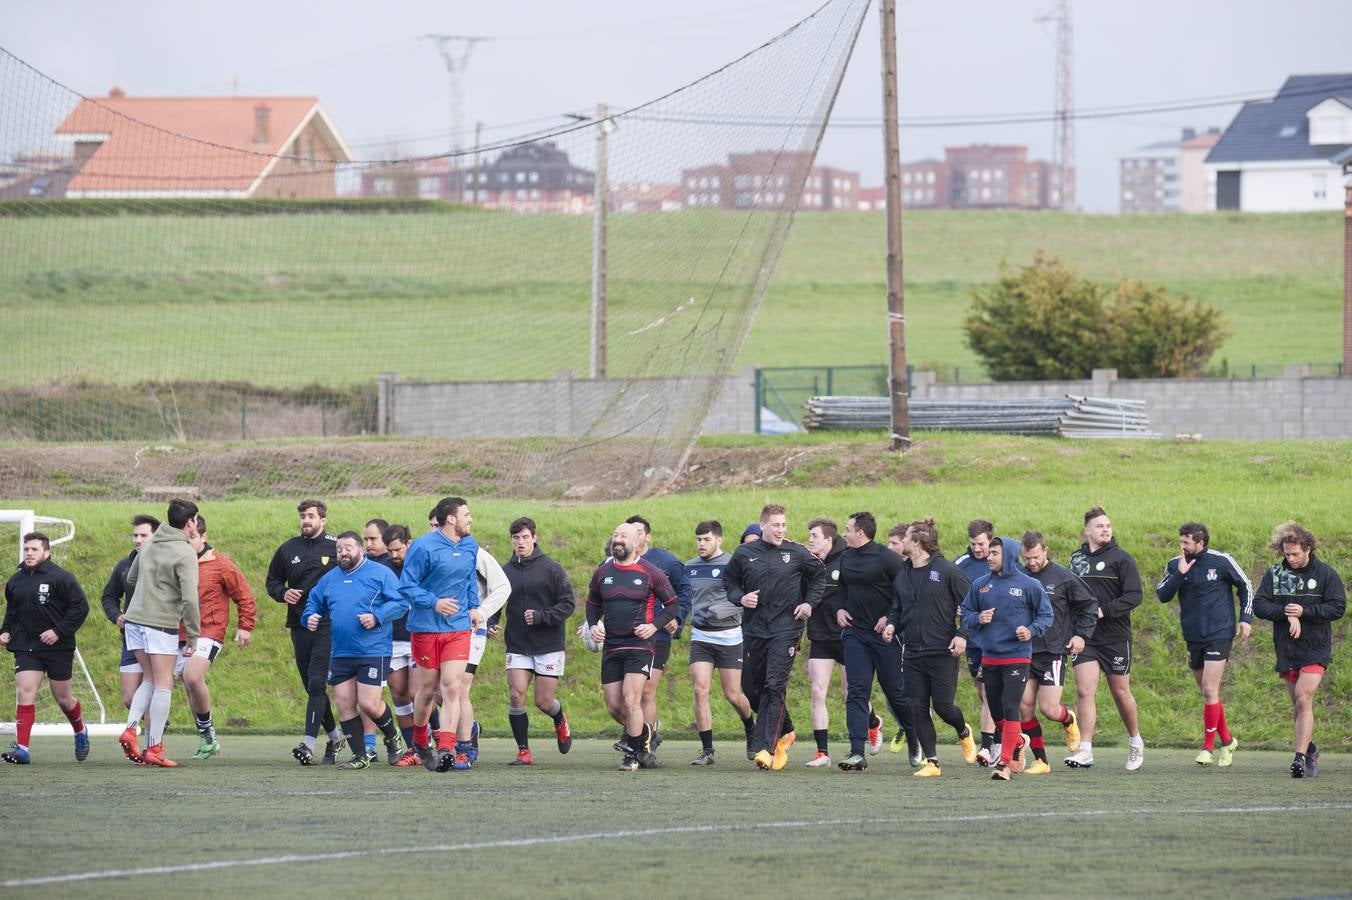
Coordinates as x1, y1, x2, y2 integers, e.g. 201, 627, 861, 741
5, 0, 1349, 211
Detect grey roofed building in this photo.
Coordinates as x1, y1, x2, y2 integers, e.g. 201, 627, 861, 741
1207, 74, 1352, 164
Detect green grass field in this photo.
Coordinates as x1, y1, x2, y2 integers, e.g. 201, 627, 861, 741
2, 433, 1348, 746
0, 209, 1341, 386
4, 736, 1350, 898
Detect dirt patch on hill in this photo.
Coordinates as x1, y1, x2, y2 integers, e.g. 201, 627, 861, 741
0, 435, 927, 502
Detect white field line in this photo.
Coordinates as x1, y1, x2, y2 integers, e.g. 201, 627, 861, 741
6, 803, 1352, 888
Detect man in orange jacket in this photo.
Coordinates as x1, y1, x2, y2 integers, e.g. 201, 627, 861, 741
179, 513, 256, 760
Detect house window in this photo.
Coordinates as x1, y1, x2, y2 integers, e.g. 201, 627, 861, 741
1312, 173, 1327, 200
927, 171, 935, 183
903, 172, 911, 184
529, 171, 539, 183
903, 189, 912, 202
711, 193, 720, 204
1278, 125, 1297, 138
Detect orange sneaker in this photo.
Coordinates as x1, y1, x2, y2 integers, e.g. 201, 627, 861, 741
509, 748, 535, 766
118, 726, 142, 763
393, 748, 422, 767
555, 713, 573, 754
141, 744, 178, 768
771, 730, 796, 771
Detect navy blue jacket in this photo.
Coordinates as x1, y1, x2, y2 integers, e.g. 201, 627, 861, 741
1156, 548, 1253, 644
960, 538, 1053, 661
643, 546, 691, 643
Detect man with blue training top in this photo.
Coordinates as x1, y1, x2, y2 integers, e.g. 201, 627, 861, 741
303, 532, 407, 770
961, 536, 1053, 781
399, 496, 482, 773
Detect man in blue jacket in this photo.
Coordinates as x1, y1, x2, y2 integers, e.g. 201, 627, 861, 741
961, 537, 1053, 781
304, 532, 408, 769
1156, 521, 1252, 768
399, 497, 482, 772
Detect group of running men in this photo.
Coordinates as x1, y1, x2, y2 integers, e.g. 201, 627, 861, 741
3, 496, 1344, 780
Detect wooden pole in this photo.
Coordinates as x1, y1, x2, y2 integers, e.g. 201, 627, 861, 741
880, 0, 909, 449
590, 103, 609, 379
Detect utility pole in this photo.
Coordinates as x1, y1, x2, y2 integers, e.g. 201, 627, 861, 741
423, 34, 489, 196
1038, 1, 1074, 209
880, 0, 909, 450
591, 103, 611, 379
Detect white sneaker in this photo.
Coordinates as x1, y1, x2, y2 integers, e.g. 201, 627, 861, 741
1064, 747, 1095, 768
805, 751, 832, 768
1125, 741, 1144, 772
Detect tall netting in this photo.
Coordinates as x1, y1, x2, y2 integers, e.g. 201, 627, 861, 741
0, 0, 868, 500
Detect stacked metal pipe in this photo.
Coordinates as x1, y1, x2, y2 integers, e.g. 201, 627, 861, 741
801, 395, 1157, 438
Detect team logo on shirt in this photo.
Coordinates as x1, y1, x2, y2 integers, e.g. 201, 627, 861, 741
929, 571, 941, 582
1206, 568, 1218, 581
831, 569, 840, 581
633, 578, 643, 585
291, 556, 301, 564
38, 583, 49, 604
1095, 562, 1105, 571
979, 585, 991, 593
711, 568, 720, 577
1308, 579, 1318, 589
321, 556, 330, 565
1009, 588, 1023, 597
603, 577, 613, 585
781, 553, 791, 564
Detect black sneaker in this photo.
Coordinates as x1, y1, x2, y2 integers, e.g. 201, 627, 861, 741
637, 751, 657, 769
618, 754, 640, 772
1290, 753, 1306, 779
321, 739, 341, 765
745, 729, 757, 761
837, 752, 868, 772
1306, 744, 1320, 778
612, 734, 628, 753
292, 743, 314, 766
434, 748, 456, 772
384, 733, 405, 765
691, 748, 716, 766
417, 745, 439, 772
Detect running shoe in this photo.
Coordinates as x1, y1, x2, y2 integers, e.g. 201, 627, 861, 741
753, 749, 774, 771
1024, 759, 1052, 776
509, 748, 534, 766
1064, 747, 1094, 768
141, 743, 178, 768
119, 726, 143, 763
468, 720, 481, 763
393, 748, 422, 767
805, 751, 831, 768
745, 729, 758, 761
1215, 738, 1237, 769
1194, 749, 1215, 767
292, 743, 314, 766
1009, 734, 1031, 774
975, 745, 993, 767
913, 760, 941, 778
1290, 753, 1306, 779
74, 726, 91, 762
384, 732, 405, 765
434, 748, 456, 773
867, 725, 883, 755
909, 745, 926, 769
889, 730, 906, 754
1305, 745, 1319, 778
691, 748, 716, 767
772, 730, 795, 771
555, 712, 573, 754
618, 754, 640, 772
192, 736, 221, 761
451, 750, 472, 771
1063, 709, 1081, 753
321, 739, 341, 765
2, 744, 30, 765
417, 744, 439, 772
958, 725, 977, 765
636, 751, 657, 770
338, 754, 372, 770
1125, 741, 1145, 772
837, 753, 868, 772
990, 763, 1011, 781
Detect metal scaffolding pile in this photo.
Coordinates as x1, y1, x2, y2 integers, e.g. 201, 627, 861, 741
801, 395, 1158, 438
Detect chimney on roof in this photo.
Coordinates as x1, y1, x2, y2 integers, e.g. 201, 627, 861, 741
109, 86, 126, 99
1182, 127, 1196, 141
254, 103, 271, 144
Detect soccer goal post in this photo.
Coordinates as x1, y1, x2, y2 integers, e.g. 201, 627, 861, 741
0, 509, 120, 736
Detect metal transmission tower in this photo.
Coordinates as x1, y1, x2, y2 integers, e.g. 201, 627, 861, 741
1037, 0, 1074, 209
423, 34, 489, 197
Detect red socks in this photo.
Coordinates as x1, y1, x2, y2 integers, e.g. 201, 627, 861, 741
1203, 702, 1230, 749
413, 723, 430, 748
435, 730, 456, 751
1056, 704, 1074, 725
1022, 718, 1045, 750
1215, 702, 1231, 745
64, 700, 84, 733
16, 704, 35, 748
999, 720, 1022, 765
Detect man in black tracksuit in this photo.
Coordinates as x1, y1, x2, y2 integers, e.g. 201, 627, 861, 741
722, 503, 825, 771
266, 498, 341, 764
884, 517, 973, 775
1067, 507, 1144, 770
500, 516, 576, 765
101, 513, 159, 712
1251, 520, 1346, 778
834, 510, 914, 773
1020, 530, 1098, 768
1156, 521, 1253, 767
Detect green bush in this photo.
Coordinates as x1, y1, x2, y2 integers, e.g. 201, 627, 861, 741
964, 252, 1228, 380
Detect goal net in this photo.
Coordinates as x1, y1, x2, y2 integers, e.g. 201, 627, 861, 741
0, 510, 119, 736
0, 0, 869, 501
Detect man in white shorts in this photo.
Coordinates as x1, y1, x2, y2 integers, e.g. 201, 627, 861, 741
498, 517, 576, 766
457, 537, 510, 766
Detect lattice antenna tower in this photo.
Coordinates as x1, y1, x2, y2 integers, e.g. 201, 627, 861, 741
1038, 0, 1073, 210
423, 34, 490, 164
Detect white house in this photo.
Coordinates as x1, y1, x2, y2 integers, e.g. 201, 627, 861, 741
1205, 74, 1352, 212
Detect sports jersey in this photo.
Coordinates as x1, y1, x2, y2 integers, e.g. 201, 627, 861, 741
266, 532, 338, 629
399, 530, 481, 633
1026, 560, 1098, 654
685, 550, 741, 644
585, 558, 678, 653
302, 557, 407, 658
1156, 548, 1253, 643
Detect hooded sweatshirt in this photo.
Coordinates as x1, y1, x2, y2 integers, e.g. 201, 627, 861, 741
125, 523, 201, 642
960, 537, 1052, 663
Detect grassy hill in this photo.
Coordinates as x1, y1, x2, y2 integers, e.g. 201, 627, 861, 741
3, 431, 1348, 748
0, 209, 1340, 387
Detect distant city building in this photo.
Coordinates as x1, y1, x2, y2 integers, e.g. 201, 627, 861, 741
680, 151, 857, 211
360, 141, 595, 213
1179, 131, 1221, 213
1206, 73, 1352, 212
862, 145, 1067, 211
1120, 128, 1220, 213
53, 88, 353, 198
611, 181, 681, 213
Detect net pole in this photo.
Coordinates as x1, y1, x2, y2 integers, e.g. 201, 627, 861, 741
880, 0, 910, 450
590, 102, 609, 380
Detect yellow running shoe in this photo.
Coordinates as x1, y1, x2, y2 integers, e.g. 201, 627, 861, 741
1216, 738, 1237, 769
958, 726, 977, 765
889, 730, 906, 753
913, 760, 941, 778
1194, 749, 1215, 767
1063, 710, 1081, 753
1024, 758, 1052, 775
771, 730, 795, 771
753, 749, 774, 770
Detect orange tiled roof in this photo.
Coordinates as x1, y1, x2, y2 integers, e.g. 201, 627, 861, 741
56, 95, 352, 195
